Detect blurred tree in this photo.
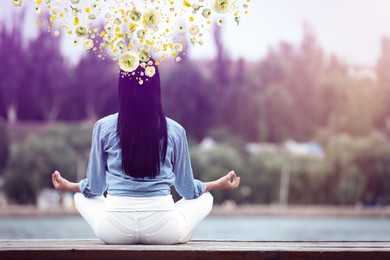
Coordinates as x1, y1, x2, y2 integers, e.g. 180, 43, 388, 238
69, 42, 117, 122
288, 155, 329, 204
21, 17, 68, 121
213, 25, 231, 86
162, 61, 217, 140
0, 10, 26, 124
376, 36, 390, 133
326, 77, 381, 136
0, 119, 9, 175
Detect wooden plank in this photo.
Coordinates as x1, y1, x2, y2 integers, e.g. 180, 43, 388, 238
0, 240, 390, 259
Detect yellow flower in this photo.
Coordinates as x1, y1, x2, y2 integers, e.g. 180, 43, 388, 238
183, 0, 191, 7
128, 10, 141, 22
188, 25, 199, 35
12, 0, 22, 7
82, 39, 94, 50
74, 17, 79, 26
130, 23, 138, 32
142, 9, 160, 30
202, 8, 212, 18
212, 0, 232, 14
139, 50, 150, 61
119, 52, 140, 72
145, 66, 156, 77
75, 26, 88, 37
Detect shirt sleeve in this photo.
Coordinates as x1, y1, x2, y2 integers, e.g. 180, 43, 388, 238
172, 127, 206, 199
79, 121, 108, 198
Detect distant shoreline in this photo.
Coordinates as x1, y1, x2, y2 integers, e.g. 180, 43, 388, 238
1, 205, 390, 218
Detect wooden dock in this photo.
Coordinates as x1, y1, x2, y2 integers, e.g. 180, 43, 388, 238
0, 240, 389, 259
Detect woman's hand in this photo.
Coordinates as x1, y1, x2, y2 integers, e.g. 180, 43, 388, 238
205, 171, 241, 192
52, 170, 80, 192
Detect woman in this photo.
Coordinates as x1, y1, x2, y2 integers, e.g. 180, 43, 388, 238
52, 61, 240, 245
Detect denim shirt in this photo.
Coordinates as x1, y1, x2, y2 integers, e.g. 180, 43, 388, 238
79, 114, 206, 200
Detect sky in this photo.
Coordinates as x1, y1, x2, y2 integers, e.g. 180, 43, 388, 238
1, 0, 390, 66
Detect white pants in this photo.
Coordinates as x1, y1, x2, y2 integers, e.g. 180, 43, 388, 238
74, 192, 213, 245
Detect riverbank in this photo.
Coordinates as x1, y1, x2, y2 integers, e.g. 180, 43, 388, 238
1, 204, 390, 218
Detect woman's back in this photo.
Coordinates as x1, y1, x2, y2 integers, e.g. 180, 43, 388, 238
79, 113, 205, 199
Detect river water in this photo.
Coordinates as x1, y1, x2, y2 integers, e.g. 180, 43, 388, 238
1, 216, 389, 241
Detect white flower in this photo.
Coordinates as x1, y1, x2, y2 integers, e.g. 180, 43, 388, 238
119, 52, 140, 72
88, 14, 96, 20
145, 66, 156, 77
50, 8, 59, 16
75, 26, 88, 37
142, 9, 160, 30
202, 8, 212, 18
137, 29, 146, 39
103, 33, 114, 44
188, 25, 199, 35
82, 39, 94, 50
173, 43, 183, 52
116, 41, 126, 51
192, 4, 201, 12
125, 31, 133, 40
190, 37, 197, 45
12, 0, 22, 7
211, 0, 232, 14
128, 10, 141, 22
70, 0, 79, 4
139, 50, 150, 61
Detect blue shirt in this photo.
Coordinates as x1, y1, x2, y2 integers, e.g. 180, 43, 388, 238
79, 114, 206, 200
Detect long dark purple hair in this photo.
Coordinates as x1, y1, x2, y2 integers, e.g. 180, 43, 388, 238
117, 62, 168, 178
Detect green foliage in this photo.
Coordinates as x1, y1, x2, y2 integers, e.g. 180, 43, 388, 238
323, 132, 390, 205
288, 156, 329, 204
190, 143, 247, 203
3, 124, 92, 204
246, 151, 283, 204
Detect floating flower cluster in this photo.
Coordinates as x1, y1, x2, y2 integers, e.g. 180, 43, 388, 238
12, 0, 251, 82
